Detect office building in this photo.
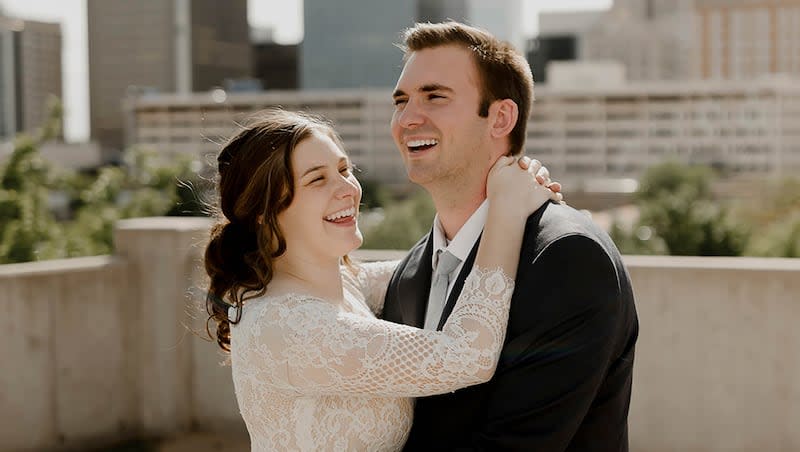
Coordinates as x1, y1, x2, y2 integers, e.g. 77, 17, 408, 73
0, 15, 62, 141
467, 0, 524, 55
252, 30, 299, 90
87, 0, 251, 160
696, 0, 800, 80
528, 77, 800, 181
302, 0, 522, 89
580, 0, 697, 81
527, 10, 603, 84
545, 0, 800, 82
124, 89, 406, 187
125, 77, 800, 191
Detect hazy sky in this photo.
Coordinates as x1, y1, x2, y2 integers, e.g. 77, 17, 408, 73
0, 0, 611, 142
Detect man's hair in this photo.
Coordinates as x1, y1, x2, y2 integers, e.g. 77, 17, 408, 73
399, 21, 534, 156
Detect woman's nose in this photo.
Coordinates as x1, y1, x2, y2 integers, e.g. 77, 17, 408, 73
335, 175, 359, 199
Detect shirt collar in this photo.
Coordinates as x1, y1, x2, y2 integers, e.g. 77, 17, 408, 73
431, 199, 489, 268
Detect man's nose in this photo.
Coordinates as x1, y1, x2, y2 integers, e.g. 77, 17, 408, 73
396, 102, 424, 129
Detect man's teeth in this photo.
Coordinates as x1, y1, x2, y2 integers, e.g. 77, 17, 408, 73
325, 207, 356, 221
407, 139, 438, 148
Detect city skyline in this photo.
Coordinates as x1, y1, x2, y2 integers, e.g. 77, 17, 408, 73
0, 0, 611, 142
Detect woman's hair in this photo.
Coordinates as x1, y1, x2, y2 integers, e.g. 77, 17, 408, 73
204, 109, 344, 352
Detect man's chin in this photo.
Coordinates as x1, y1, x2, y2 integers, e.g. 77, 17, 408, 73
406, 168, 438, 187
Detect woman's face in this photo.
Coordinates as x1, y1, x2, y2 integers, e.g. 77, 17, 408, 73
277, 132, 363, 262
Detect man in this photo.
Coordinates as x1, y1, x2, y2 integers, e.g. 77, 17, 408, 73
383, 22, 639, 451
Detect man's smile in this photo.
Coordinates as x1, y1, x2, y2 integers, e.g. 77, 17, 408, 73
405, 138, 439, 154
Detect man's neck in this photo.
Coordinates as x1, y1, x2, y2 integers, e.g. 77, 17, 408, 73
431, 191, 487, 241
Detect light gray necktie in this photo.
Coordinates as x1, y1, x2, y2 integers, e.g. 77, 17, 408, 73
424, 249, 462, 330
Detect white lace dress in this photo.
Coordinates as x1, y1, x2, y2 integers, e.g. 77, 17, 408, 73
229, 261, 515, 451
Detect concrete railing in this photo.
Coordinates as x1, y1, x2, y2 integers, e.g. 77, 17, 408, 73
626, 256, 800, 452
0, 217, 798, 451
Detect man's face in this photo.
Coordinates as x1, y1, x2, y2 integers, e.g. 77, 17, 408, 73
391, 45, 493, 190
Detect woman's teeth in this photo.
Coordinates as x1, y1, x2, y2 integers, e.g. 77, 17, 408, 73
325, 207, 356, 221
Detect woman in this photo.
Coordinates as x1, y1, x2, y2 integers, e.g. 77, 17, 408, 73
204, 110, 559, 451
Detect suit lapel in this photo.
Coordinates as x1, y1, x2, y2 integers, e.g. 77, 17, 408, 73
436, 234, 481, 331
397, 230, 435, 328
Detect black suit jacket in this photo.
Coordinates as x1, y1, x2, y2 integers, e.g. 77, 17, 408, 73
383, 202, 639, 451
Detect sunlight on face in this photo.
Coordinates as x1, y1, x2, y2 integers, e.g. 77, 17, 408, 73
277, 132, 363, 262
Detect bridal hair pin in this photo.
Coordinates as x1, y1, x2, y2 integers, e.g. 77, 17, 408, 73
207, 290, 243, 324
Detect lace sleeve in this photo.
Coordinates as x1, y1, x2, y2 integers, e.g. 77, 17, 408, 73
349, 260, 400, 316
238, 266, 514, 398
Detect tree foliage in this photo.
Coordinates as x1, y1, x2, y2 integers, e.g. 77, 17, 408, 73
0, 131, 67, 263
361, 189, 435, 250
0, 119, 208, 263
357, 177, 393, 210
739, 177, 800, 258
612, 161, 798, 258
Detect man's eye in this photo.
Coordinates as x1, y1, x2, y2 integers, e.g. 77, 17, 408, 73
429, 94, 444, 100
393, 98, 407, 106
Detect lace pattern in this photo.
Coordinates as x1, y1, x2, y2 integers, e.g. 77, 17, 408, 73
342, 260, 399, 316
230, 265, 515, 451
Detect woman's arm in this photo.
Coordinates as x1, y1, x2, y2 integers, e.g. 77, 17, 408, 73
347, 260, 401, 316
234, 157, 553, 397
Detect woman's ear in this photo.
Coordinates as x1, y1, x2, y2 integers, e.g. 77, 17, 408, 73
488, 99, 519, 139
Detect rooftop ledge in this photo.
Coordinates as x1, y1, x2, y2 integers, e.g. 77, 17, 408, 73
622, 254, 800, 271
0, 255, 121, 277
116, 216, 213, 232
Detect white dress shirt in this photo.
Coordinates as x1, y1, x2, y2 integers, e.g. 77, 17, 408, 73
426, 199, 489, 327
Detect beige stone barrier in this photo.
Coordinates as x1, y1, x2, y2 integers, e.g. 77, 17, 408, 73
0, 217, 798, 451
626, 255, 800, 452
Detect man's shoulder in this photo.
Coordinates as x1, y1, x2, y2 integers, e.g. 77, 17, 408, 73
523, 202, 620, 261
524, 202, 601, 241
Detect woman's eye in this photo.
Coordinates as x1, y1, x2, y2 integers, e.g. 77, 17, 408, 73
309, 176, 324, 184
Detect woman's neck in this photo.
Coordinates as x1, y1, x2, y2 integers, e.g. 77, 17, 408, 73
272, 252, 344, 302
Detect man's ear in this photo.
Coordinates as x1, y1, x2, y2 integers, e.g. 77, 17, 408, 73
488, 99, 518, 139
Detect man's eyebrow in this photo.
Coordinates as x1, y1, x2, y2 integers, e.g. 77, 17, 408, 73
420, 84, 453, 93
392, 84, 454, 98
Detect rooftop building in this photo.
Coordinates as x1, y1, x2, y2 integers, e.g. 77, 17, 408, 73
125, 78, 800, 190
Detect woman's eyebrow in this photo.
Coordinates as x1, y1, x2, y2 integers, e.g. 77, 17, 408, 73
301, 165, 326, 177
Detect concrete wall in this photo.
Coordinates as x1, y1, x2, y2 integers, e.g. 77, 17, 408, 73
626, 256, 800, 452
0, 217, 798, 451
0, 256, 133, 451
